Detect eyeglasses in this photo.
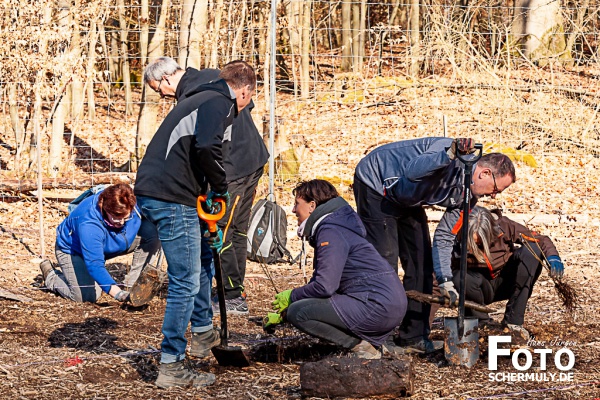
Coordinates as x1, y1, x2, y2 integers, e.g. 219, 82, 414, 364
154, 78, 164, 94
491, 171, 499, 195
104, 210, 133, 227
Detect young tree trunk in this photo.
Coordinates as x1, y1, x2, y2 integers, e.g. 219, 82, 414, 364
209, 0, 225, 68
117, 0, 133, 115
510, 0, 568, 65
109, 28, 121, 83
409, 0, 420, 76
286, 0, 301, 97
70, 0, 85, 122
300, 0, 311, 99
261, 3, 271, 107
341, 0, 352, 71
86, 10, 101, 121
49, 0, 72, 178
98, 19, 113, 97
179, 0, 209, 69
9, 84, 25, 171
351, 2, 360, 71
230, 0, 247, 61
135, 0, 170, 168
140, 0, 149, 67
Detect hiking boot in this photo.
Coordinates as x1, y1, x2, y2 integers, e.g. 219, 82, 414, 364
504, 323, 530, 341
155, 360, 215, 388
383, 337, 443, 355
349, 340, 381, 359
212, 295, 248, 315
189, 328, 221, 358
39, 260, 55, 281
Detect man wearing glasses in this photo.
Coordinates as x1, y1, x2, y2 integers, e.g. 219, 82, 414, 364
353, 137, 515, 354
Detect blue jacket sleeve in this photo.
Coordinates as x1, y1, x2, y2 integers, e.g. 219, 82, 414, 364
291, 226, 349, 302
78, 221, 116, 293
432, 208, 460, 281
194, 97, 235, 194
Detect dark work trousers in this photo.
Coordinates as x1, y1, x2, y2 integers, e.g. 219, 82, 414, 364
217, 167, 263, 299
287, 297, 361, 349
451, 245, 543, 325
353, 177, 433, 344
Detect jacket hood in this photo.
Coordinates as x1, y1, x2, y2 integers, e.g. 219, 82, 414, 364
175, 70, 238, 116
303, 197, 365, 240
176, 68, 220, 101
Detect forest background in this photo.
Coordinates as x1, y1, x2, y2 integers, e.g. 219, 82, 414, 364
1, 1, 599, 399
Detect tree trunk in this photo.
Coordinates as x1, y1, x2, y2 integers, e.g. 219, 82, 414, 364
179, 0, 209, 69
300, 0, 311, 99
117, 0, 133, 115
98, 19, 113, 97
286, 0, 301, 97
209, 0, 225, 68
140, 0, 149, 67
9, 84, 25, 168
86, 10, 100, 121
49, 0, 72, 178
409, 0, 420, 76
230, 0, 247, 60
351, 2, 360, 71
510, 0, 568, 65
70, 0, 84, 122
135, 0, 170, 168
341, 0, 352, 72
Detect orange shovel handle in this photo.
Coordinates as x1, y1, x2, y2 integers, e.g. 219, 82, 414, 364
197, 195, 226, 233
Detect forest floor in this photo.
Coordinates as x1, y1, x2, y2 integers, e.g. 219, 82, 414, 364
1, 64, 600, 399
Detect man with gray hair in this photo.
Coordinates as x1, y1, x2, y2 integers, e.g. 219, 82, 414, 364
144, 57, 268, 316
135, 59, 259, 388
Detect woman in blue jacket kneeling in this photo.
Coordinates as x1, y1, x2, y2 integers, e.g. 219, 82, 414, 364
267, 179, 407, 359
40, 183, 161, 303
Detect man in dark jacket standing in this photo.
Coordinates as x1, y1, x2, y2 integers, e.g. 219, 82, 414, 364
135, 59, 256, 388
353, 137, 516, 354
144, 57, 269, 315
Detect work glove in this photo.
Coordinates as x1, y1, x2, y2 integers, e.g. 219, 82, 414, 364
547, 255, 564, 279
439, 281, 459, 306
206, 190, 231, 210
205, 227, 224, 253
272, 289, 293, 313
114, 290, 131, 303
263, 312, 283, 333
447, 138, 476, 160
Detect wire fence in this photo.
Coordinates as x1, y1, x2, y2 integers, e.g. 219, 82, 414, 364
1, 0, 599, 261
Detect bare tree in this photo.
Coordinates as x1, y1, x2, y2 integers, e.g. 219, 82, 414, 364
117, 0, 133, 115
135, 0, 171, 168
409, 0, 420, 76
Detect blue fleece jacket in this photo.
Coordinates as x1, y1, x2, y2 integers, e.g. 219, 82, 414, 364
55, 191, 141, 293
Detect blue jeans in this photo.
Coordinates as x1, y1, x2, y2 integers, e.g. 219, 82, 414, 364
136, 196, 214, 363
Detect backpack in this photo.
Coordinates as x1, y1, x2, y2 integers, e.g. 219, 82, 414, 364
247, 198, 294, 264
68, 184, 109, 214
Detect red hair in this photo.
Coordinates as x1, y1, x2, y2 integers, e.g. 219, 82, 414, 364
98, 184, 136, 217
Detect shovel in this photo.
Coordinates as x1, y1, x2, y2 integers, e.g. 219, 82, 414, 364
443, 143, 482, 368
197, 194, 250, 368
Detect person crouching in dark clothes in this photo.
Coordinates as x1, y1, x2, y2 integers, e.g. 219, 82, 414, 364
264, 179, 407, 359
451, 206, 564, 340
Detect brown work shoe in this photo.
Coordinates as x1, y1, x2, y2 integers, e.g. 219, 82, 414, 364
189, 328, 221, 358
155, 360, 215, 388
39, 260, 55, 282
349, 340, 381, 359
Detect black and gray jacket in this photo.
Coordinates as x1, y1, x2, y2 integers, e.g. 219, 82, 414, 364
135, 78, 236, 207
177, 68, 269, 182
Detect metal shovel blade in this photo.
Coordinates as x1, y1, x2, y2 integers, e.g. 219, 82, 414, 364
211, 345, 251, 368
444, 317, 479, 367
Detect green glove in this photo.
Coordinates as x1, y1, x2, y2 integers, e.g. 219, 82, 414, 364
263, 312, 283, 333
272, 289, 293, 313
